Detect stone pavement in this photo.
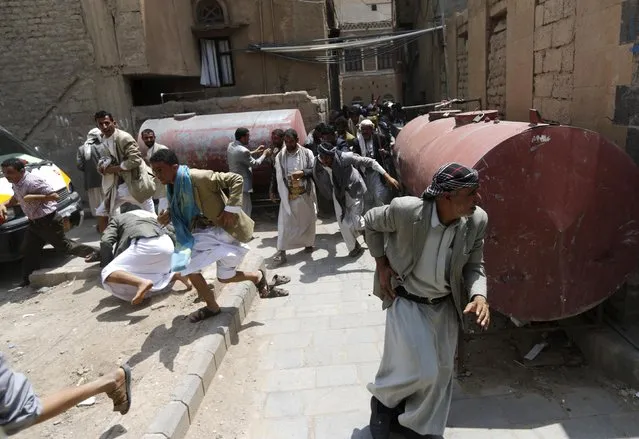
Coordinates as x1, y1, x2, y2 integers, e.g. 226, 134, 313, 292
184, 215, 639, 439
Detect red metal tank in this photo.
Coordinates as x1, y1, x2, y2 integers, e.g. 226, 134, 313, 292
395, 110, 639, 321
138, 109, 307, 195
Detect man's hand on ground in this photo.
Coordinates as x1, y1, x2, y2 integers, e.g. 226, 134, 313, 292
375, 256, 397, 301
217, 211, 238, 228
158, 209, 171, 226
464, 295, 490, 329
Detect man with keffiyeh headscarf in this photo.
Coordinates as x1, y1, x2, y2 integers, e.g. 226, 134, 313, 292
149, 149, 289, 323
363, 162, 490, 439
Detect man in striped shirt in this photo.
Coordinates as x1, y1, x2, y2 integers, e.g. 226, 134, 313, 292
0, 158, 97, 287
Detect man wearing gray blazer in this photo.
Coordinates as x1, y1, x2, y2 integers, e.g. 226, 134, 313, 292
226, 127, 271, 217
364, 162, 491, 439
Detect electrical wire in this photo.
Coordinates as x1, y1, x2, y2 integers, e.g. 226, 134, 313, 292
251, 25, 442, 53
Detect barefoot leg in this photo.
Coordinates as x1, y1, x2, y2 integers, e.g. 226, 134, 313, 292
131, 280, 153, 305
172, 273, 192, 291
105, 271, 154, 305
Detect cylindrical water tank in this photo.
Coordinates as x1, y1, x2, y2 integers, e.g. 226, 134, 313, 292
394, 110, 639, 321
138, 109, 308, 195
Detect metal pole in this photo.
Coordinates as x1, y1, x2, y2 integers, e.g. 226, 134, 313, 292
439, 0, 450, 98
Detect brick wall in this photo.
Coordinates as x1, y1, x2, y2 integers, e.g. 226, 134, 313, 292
0, 0, 99, 194
532, 0, 575, 124
487, 15, 507, 115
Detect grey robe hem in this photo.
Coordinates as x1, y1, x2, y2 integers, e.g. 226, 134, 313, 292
367, 297, 458, 436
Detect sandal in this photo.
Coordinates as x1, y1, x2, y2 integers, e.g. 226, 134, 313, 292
269, 274, 291, 288
272, 252, 287, 266
256, 268, 269, 297
107, 364, 132, 415
261, 287, 289, 299
189, 306, 222, 323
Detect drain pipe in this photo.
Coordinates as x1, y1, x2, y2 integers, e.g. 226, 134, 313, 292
258, 0, 268, 93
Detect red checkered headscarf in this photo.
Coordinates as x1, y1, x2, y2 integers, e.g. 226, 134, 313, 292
423, 162, 479, 199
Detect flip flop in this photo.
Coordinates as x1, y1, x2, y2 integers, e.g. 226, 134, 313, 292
109, 364, 132, 415
189, 306, 222, 323
269, 274, 291, 288
261, 287, 289, 299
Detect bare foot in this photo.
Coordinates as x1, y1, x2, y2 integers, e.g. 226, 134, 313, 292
173, 273, 192, 291
131, 280, 153, 305
107, 367, 126, 394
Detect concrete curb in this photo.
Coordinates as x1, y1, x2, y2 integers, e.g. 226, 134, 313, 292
568, 326, 639, 390
142, 252, 263, 439
29, 263, 101, 288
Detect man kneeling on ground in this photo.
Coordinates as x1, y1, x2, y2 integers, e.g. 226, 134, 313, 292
149, 149, 289, 323
100, 207, 191, 305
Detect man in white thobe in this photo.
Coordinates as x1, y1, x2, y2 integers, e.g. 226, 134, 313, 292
365, 163, 491, 439
273, 129, 317, 265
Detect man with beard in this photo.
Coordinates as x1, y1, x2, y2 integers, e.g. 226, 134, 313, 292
365, 163, 490, 439
93, 111, 155, 233
141, 128, 169, 213
272, 129, 317, 265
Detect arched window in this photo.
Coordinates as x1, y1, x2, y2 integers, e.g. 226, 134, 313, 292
196, 0, 226, 26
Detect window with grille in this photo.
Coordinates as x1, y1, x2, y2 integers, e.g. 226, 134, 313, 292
196, 0, 225, 26
377, 50, 395, 70
344, 48, 363, 72
200, 39, 235, 87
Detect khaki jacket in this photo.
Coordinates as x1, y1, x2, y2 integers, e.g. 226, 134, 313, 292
364, 196, 488, 328
189, 169, 254, 243
111, 128, 155, 203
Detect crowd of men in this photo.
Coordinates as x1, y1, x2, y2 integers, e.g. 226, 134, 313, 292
0, 103, 490, 439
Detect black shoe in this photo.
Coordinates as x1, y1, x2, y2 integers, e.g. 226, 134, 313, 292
18, 279, 30, 288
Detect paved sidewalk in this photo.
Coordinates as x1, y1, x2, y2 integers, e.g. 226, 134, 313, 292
186, 217, 639, 439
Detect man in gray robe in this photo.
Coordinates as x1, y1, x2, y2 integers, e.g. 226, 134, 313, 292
226, 127, 271, 217
365, 163, 491, 439
296, 143, 400, 257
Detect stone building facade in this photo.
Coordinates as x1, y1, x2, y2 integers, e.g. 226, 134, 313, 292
398, 0, 638, 156
334, 0, 402, 106
0, 0, 328, 193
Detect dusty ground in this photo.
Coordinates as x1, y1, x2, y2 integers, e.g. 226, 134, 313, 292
0, 219, 238, 439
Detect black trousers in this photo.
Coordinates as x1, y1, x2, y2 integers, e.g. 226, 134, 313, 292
21, 212, 96, 282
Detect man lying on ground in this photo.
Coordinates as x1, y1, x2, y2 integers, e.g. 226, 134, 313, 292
99, 207, 191, 305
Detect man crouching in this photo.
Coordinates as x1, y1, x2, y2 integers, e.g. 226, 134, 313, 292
365, 163, 490, 439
